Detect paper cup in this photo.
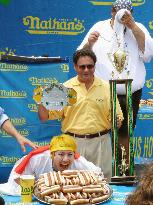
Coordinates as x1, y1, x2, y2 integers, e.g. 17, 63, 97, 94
20, 175, 35, 203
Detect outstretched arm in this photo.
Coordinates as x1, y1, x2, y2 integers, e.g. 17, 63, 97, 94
1, 119, 38, 152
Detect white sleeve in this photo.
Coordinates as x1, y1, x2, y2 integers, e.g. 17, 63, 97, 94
77, 22, 103, 50
144, 37, 153, 62
73, 156, 101, 173
136, 23, 153, 62
0, 106, 9, 127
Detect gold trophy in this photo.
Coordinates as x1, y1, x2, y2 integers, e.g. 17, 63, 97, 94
109, 47, 136, 184
108, 48, 128, 79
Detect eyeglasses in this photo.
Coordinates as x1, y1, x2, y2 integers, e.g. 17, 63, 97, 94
78, 64, 95, 70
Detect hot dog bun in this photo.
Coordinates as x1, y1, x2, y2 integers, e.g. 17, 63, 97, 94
41, 185, 61, 196
70, 198, 90, 205
91, 194, 110, 203
47, 198, 68, 205
62, 185, 83, 193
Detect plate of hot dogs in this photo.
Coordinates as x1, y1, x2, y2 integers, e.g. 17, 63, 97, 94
33, 170, 112, 205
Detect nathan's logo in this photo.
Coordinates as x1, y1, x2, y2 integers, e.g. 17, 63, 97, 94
134, 136, 153, 158
138, 113, 153, 120
145, 78, 153, 96
36, 141, 49, 146
28, 103, 38, 112
0, 62, 28, 72
23, 16, 85, 35
0, 90, 27, 98
0, 156, 19, 165
29, 77, 58, 86
61, 64, 69, 72
1, 128, 29, 137
0, 47, 16, 57
19, 129, 29, 136
149, 20, 153, 31
10, 117, 26, 126
89, 0, 145, 6
21, 186, 34, 194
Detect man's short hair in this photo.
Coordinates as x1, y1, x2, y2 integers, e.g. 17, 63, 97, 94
73, 48, 97, 65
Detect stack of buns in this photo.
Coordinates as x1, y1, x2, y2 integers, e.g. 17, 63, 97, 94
146, 99, 153, 107
140, 99, 153, 107
34, 170, 111, 205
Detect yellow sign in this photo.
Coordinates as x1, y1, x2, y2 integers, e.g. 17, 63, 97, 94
0, 90, 27, 98
0, 156, 19, 165
29, 76, 58, 86
0, 62, 28, 72
134, 136, 153, 158
89, 0, 145, 6
23, 16, 85, 35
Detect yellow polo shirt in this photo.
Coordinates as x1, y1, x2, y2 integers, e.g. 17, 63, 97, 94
48, 76, 123, 134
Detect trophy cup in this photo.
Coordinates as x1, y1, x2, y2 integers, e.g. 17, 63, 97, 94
33, 82, 77, 110
108, 48, 136, 185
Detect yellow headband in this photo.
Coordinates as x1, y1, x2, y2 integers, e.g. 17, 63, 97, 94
50, 134, 77, 153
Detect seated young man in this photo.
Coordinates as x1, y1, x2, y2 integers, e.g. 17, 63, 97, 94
0, 134, 102, 196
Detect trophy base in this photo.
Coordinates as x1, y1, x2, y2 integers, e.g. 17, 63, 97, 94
110, 79, 133, 84
110, 176, 137, 185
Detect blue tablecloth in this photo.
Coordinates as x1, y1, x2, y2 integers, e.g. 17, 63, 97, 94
1, 185, 135, 205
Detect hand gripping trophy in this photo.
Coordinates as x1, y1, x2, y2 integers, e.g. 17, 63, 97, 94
108, 9, 135, 184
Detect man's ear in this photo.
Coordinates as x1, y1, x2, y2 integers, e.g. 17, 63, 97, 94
51, 152, 55, 159
74, 64, 77, 71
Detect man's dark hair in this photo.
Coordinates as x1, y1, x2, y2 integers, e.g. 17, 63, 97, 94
73, 48, 97, 65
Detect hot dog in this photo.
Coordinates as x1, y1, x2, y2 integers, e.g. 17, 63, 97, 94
89, 171, 98, 184
62, 170, 78, 176
41, 185, 61, 197
53, 171, 59, 185
83, 187, 105, 193
57, 171, 66, 185
83, 184, 101, 189
71, 176, 80, 185
78, 172, 86, 186
70, 198, 90, 205
47, 198, 68, 205
36, 178, 44, 187
80, 171, 91, 185
91, 194, 110, 203
62, 185, 83, 193
49, 171, 56, 185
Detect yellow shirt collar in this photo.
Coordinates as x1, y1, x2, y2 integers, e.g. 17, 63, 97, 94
72, 76, 103, 87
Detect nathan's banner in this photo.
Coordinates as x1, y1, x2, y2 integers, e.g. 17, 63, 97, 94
134, 105, 153, 164
0, 55, 69, 177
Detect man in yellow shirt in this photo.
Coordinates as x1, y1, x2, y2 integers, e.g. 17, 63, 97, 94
38, 48, 123, 181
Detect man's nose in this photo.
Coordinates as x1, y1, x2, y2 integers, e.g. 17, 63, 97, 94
62, 155, 69, 161
84, 67, 89, 72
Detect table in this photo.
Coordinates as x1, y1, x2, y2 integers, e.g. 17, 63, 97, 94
2, 185, 135, 205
